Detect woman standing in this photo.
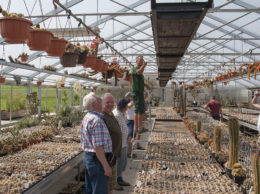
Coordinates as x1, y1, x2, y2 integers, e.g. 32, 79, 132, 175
113, 98, 131, 187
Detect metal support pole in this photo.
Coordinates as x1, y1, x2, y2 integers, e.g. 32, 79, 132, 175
26, 79, 31, 115
60, 88, 62, 106
56, 87, 59, 111
0, 85, 2, 130
80, 85, 83, 111
45, 87, 47, 112
10, 86, 13, 121
69, 84, 73, 107
148, 90, 151, 130
38, 85, 41, 116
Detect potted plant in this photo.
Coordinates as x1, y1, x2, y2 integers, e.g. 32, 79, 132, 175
77, 44, 89, 64
60, 42, 80, 67
92, 56, 104, 72
83, 46, 97, 68
37, 81, 42, 86
27, 24, 52, 51
0, 75, 5, 83
18, 52, 29, 62
93, 86, 97, 91
43, 65, 57, 72
0, 9, 32, 43
46, 34, 67, 57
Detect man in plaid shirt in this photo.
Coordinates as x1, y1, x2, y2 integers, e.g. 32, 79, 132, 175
81, 92, 112, 194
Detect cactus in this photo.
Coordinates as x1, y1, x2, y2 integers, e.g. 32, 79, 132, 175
252, 151, 260, 194
196, 120, 201, 132
227, 117, 240, 169
213, 126, 221, 153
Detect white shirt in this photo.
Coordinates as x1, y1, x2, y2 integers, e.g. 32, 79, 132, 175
126, 105, 134, 120
113, 109, 128, 148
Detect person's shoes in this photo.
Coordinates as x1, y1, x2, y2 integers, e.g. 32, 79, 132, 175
118, 180, 130, 186
114, 184, 124, 191
137, 146, 145, 150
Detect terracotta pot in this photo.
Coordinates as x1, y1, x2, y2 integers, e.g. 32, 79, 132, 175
46, 38, 67, 56
77, 52, 87, 64
20, 55, 28, 62
83, 56, 96, 68
93, 86, 97, 91
61, 84, 65, 88
37, 81, 42, 86
101, 62, 109, 73
231, 72, 238, 77
27, 29, 52, 51
106, 88, 111, 92
0, 17, 32, 44
60, 52, 79, 67
101, 88, 104, 91
0, 77, 5, 83
92, 59, 103, 72
83, 86, 86, 90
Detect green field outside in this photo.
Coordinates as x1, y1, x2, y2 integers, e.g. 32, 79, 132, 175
1, 85, 86, 112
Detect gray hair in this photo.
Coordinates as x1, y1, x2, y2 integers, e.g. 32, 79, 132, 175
125, 92, 132, 98
103, 93, 114, 100
83, 92, 98, 111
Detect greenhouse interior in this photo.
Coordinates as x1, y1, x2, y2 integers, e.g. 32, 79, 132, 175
0, 0, 260, 193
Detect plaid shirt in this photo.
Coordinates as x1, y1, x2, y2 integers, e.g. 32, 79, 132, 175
81, 111, 112, 153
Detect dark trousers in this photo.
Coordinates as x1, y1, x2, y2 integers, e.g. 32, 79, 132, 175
212, 115, 220, 121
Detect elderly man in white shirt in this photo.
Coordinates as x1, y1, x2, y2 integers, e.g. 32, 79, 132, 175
113, 98, 131, 187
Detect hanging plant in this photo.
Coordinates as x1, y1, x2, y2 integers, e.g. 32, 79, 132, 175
27, 24, 52, 51
37, 81, 42, 86
77, 44, 89, 64
0, 9, 32, 44
18, 52, 29, 62
83, 44, 98, 68
60, 42, 80, 67
0, 76, 5, 83
46, 34, 67, 57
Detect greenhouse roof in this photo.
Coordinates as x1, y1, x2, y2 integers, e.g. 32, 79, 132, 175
0, 0, 260, 88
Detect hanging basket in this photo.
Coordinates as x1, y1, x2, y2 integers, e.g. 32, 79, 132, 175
46, 38, 67, 56
77, 52, 88, 64
0, 17, 32, 44
92, 59, 103, 72
101, 61, 109, 73
83, 56, 97, 68
27, 29, 52, 51
60, 52, 79, 67
0, 76, 5, 83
